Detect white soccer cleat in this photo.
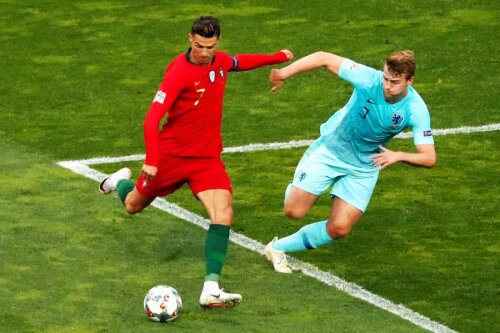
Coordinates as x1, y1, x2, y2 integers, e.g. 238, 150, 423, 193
265, 237, 293, 274
199, 289, 242, 308
99, 167, 132, 194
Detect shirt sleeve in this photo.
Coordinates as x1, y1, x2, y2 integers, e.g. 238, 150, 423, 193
338, 58, 380, 89
230, 51, 289, 72
143, 62, 183, 167
409, 101, 434, 145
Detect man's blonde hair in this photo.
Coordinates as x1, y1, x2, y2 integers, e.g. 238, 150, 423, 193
385, 50, 416, 79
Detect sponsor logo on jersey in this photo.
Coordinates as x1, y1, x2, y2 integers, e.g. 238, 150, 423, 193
209, 70, 216, 83
153, 90, 166, 104
219, 67, 224, 78
194, 81, 201, 86
366, 98, 376, 104
423, 130, 433, 137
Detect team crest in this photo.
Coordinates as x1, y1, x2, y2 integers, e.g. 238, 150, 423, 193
209, 70, 216, 83
298, 171, 307, 182
390, 112, 404, 129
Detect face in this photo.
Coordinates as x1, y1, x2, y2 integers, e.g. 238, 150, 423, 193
188, 33, 219, 66
382, 65, 414, 103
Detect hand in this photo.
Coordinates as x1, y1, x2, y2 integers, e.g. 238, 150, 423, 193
141, 164, 158, 180
370, 145, 401, 170
270, 68, 285, 92
280, 49, 294, 61
270, 51, 293, 92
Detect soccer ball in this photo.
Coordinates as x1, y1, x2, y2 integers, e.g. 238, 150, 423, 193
144, 285, 182, 322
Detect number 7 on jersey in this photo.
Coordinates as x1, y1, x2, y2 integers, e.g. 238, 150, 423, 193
194, 88, 205, 106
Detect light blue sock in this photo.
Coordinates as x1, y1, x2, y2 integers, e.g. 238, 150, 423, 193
273, 220, 334, 253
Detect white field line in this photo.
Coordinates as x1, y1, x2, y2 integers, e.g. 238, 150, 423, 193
55, 122, 499, 333
65, 123, 499, 165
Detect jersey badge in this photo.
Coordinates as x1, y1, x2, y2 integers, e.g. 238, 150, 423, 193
390, 112, 404, 128
153, 90, 166, 104
209, 70, 216, 83
423, 130, 433, 137
297, 171, 307, 182
348, 62, 359, 70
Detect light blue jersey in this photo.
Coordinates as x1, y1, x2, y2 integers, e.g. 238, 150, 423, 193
320, 59, 434, 168
291, 58, 434, 211
275, 57, 436, 253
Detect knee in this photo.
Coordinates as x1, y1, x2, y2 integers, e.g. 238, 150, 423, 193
213, 207, 234, 225
326, 223, 352, 240
124, 202, 144, 215
283, 204, 307, 219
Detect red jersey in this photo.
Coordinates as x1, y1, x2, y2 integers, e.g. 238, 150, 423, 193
143, 49, 288, 167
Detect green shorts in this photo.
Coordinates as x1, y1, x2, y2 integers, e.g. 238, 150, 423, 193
292, 139, 379, 212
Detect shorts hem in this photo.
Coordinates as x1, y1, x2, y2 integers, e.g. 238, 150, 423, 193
291, 182, 324, 196
330, 192, 367, 213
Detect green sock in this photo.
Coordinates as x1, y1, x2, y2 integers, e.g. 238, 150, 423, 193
204, 224, 230, 282
116, 179, 135, 205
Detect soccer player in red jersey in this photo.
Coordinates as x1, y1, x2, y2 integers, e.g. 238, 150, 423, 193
99, 16, 293, 308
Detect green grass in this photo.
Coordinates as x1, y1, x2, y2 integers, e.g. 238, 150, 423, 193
1, 0, 499, 332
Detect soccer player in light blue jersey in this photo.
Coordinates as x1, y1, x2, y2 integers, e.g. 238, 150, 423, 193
264, 50, 436, 273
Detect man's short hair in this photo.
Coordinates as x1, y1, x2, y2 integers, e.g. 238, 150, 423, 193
385, 50, 416, 79
191, 16, 221, 38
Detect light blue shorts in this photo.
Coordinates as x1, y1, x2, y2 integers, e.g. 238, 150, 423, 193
292, 139, 379, 212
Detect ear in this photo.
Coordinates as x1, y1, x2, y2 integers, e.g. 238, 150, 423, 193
407, 76, 415, 86
188, 33, 193, 43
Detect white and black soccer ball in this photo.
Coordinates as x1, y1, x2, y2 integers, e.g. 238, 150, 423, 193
144, 285, 182, 322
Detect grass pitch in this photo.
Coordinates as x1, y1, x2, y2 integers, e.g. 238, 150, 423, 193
1, 1, 499, 332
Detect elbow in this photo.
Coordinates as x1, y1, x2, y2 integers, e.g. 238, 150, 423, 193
307, 51, 330, 65
315, 51, 334, 64
426, 156, 437, 168
315, 51, 330, 57
314, 51, 342, 74
417, 147, 436, 168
